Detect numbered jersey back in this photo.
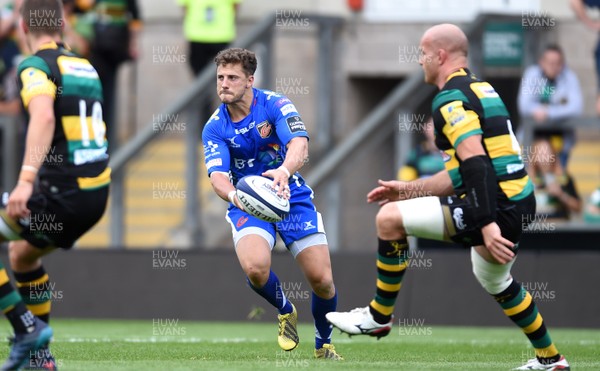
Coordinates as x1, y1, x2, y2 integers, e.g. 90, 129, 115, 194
431, 68, 533, 202
17, 43, 109, 181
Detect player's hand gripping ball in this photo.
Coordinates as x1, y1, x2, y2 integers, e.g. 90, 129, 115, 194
236, 175, 290, 222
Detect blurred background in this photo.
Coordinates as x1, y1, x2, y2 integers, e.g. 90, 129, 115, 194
0, 0, 598, 324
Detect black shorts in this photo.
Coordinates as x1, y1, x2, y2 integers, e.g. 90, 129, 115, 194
189, 41, 228, 76
1, 177, 109, 249
439, 193, 536, 248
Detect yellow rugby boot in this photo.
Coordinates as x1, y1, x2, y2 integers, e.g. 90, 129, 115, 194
314, 343, 344, 360
277, 304, 299, 351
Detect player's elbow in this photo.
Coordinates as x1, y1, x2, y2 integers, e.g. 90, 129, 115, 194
299, 147, 309, 166
443, 183, 455, 197
288, 137, 309, 167
209, 172, 229, 195
32, 110, 55, 129
289, 136, 308, 149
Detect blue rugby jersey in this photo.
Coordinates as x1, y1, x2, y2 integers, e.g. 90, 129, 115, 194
202, 88, 309, 186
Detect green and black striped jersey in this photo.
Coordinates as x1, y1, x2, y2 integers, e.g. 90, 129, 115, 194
17, 42, 110, 190
432, 68, 533, 202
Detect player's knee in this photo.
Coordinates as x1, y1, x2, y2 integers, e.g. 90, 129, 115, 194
243, 263, 270, 288
8, 241, 32, 268
308, 272, 334, 298
470, 247, 514, 295
8, 240, 39, 271
376, 203, 406, 240
8, 243, 18, 268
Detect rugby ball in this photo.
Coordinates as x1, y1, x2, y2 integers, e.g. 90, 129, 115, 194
236, 175, 290, 222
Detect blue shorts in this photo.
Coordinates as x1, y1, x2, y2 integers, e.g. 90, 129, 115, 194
226, 181, 327, 257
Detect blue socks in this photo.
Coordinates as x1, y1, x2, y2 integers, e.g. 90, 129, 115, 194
247, 270, 293, 315
247, 271, 338, 349
312, 291, 337, 349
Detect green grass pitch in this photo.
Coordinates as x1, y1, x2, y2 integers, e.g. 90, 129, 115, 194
0, 319, 598, 370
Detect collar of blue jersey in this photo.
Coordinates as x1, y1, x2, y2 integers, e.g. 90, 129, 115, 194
252, 87, 259, 106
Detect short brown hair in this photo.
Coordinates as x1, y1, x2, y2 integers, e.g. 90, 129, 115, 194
21, 0, 64, 36
541, 44, 564, 61
214, 48, 257, 77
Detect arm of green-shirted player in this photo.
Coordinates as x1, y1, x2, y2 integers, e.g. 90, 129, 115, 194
6, 95, 55, 219
546, 179, 583, 214
367, 170, 454, 205
456, 134, 515, 264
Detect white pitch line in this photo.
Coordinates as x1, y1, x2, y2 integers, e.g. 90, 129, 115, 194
332, 337, 600, 346
53, 337, 262, 344
28, 336, 600, 346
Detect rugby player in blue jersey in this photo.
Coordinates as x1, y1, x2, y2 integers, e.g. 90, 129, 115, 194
202, 48, 342, 360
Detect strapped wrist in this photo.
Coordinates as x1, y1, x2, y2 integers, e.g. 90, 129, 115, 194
227, 190, 236, 204
21, 165, 39, 174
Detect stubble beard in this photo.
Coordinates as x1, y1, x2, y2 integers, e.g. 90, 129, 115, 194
220, 90, 244, 105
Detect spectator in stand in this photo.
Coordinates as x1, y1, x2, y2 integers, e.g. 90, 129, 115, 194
0, 3, 26, 185
584, 187, 600, 222
178, 0, 240, 76
0, 38, 22, 116
529, 140, 582, 222
517, 44, 583, 170
570, 0, 600, 225
570, 0, 600, 115
0, 0, 19, 40
0, 0, 29, 55
397, 118, 444, 181
78, 0, 142, 153
178, 0, 240, 123
62, 0, 93, 57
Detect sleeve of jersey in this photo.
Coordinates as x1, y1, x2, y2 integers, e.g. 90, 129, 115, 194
564, 177, 580, 201
18, 67, 57, 109
269, 95, 309, 145
202, 123, 230, 177
439, 100, 482, 148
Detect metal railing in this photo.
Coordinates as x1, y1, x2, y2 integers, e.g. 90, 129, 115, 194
520, 117, 599, 149
107, 12, 590, 249
107, 14, 343, 248
519, 117, 600, 230
304, 13, 554, 248
306, 13, 529, 190
0, 115, 20, 192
